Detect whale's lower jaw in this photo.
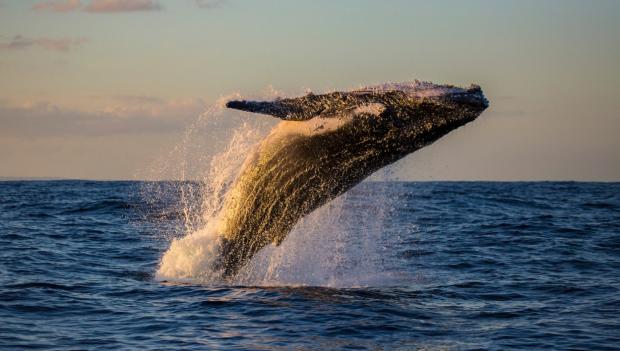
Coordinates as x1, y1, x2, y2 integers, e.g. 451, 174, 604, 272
216, 82, 488, 278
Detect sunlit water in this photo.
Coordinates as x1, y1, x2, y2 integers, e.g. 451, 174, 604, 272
1, 180, 619, 350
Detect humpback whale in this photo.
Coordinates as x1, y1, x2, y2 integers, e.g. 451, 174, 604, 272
215, 80, 488, 278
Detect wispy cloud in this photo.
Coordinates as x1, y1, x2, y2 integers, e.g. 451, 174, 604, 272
85, 0, 161, 13
107, 95, 166, 104
0, 35, 86, 52
0, 97, 206, 137
101, 96, 206, 119
32, 0, 226, 13
32, 0, 82, 13
195, 0, 228, 9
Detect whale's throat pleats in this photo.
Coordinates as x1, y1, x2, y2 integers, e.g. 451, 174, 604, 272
216, 116, 408, 276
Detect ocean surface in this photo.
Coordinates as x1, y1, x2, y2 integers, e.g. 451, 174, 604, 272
1, 180, 619, 350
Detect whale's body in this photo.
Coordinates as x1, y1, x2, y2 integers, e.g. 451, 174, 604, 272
216, 81, 488, 277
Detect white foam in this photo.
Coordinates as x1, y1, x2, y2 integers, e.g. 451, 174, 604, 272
155, 226, 222, 283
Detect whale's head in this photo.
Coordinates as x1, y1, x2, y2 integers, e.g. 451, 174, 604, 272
226, 80, 488, 150
349, 81, 488, 150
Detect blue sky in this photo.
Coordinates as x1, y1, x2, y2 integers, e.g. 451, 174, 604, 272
1, 0, 619, 180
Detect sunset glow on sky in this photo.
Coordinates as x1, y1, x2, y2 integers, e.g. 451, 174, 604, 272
1, 0, 619, 180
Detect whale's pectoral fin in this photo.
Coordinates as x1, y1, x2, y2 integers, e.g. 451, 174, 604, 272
226, 92, 357, 121
225, 99, 301, 120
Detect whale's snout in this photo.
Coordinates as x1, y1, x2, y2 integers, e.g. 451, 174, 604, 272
412, 83, 488, 113
448, 84, 489, 111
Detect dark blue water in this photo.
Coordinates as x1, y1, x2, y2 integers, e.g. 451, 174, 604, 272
1, 181, 619, 350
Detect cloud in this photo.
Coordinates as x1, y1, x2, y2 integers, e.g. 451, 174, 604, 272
0, 97, 206, 137
32, 0, 82, 12
31, 0, 226, 13
195, 0, 228, 9
85, 0, 161, 13
101, 96, 207, 119
0, 35, 86, 52
31, 0, 163, 13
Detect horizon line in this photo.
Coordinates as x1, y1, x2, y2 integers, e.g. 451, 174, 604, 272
1, 177, 619, 183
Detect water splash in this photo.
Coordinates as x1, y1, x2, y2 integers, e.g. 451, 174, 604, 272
149, 95, 401, 287
235, 177, 400, 288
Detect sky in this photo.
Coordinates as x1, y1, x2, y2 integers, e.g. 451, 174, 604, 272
0, 0, 619, 180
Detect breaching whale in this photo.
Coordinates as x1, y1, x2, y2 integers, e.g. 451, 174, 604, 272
215, 80, 488, 278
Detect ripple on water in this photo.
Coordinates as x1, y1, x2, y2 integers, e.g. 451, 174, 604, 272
0, 181, 618, 350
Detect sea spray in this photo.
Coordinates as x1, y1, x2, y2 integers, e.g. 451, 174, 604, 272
234, 181, 397, 288
155, 122, 268, 283
149, 93, 402, 287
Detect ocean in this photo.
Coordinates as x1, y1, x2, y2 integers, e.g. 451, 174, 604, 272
0, 180, 618, 350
